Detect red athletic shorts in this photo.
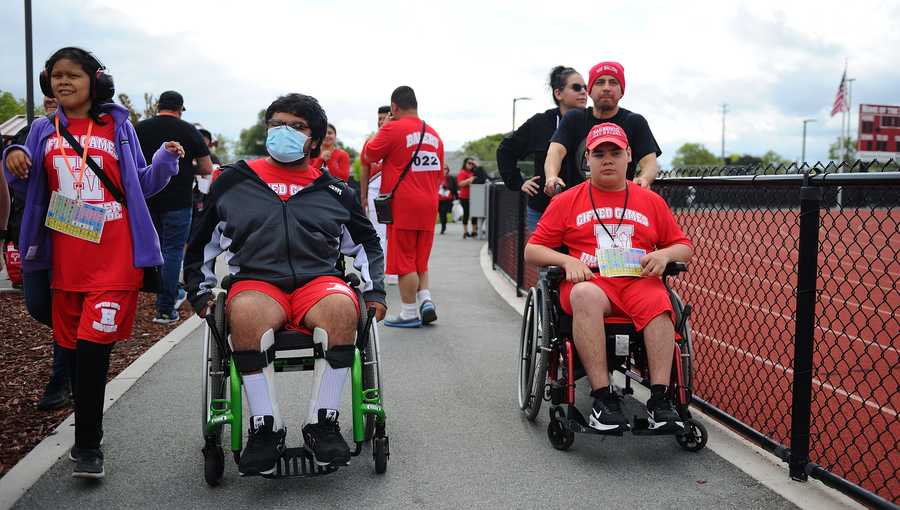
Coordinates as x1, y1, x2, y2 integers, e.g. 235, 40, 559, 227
52, 289, 139, 349
559, 275, 674, 331
386, 226, 434, 275
227, 276, 358, 334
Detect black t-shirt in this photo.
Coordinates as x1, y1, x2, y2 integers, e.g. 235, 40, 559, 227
550, 106, 661, 183
496, 108, 561, 212
136, 115, 210, 212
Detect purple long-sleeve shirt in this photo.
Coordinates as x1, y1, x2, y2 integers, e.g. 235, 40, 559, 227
1, 103, 179, 273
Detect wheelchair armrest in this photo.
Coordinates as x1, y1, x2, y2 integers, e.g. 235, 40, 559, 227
544, 266, 565, 284
663, 262, 688, 276
345, 273, 361, 288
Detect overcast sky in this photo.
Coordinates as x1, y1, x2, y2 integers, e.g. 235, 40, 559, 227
2, 0, 898, 166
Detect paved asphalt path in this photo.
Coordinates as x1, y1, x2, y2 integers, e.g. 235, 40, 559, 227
13, 222, 794, 509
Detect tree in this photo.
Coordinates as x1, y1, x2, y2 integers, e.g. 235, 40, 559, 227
336, 140, 358, 162
212, 133, 234, 164
760, 150, 788, 167
117, 93, 142, 124
0, 90, 26, 124
670, 143, 720, 168
143, 93, 158, 119
725, 153, 763, 166
237, 110, 267, 157
461, 133, 505, 163
828, 136, 857, 163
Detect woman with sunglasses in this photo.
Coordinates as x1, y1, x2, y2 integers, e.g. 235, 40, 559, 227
497, 65, 587, 231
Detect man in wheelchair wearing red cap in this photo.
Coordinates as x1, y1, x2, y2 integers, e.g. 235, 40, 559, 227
525, 123, 693, 433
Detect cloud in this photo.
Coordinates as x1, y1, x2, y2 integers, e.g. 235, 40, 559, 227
1, 0, 897, 167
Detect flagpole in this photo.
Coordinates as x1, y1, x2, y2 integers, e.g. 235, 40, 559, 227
847, 78, 856, 162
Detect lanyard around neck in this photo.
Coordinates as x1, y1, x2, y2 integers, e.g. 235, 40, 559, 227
55, 115, 94, 200
588, 182, 629, 248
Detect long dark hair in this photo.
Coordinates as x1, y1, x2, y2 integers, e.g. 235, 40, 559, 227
45, 47, 109, 125
548, 65, 578, 106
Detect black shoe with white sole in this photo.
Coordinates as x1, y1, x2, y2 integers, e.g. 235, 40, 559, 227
71, 448, 104, 479
239, 415, 286, 476
588, 393, 630, 432
646, 394, 684, 431
302, 409, 350, 467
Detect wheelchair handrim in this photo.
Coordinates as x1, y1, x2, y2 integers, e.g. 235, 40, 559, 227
517, 288, 537, 409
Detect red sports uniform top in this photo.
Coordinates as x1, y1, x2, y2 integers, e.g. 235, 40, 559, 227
310, 148, 350, 182
363, 116, 444, 230
530, 181, 692, 268
360, 137, 383, 182
247, 158, 321, 201
45, 115, 143, 291
457, 168, 473, 199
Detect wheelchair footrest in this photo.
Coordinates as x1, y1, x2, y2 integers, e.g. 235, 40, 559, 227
261, 448, 340, 479
630, 417, 685, 436
562, 405, 627, 437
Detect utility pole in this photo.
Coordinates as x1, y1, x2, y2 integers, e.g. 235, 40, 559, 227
24, 0, 34, 124
801, 119, 816, 164
512, 97, 531, 134
721, 103, 728, 161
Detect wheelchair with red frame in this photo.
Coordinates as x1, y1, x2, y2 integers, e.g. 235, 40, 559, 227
517, 261, 708, 452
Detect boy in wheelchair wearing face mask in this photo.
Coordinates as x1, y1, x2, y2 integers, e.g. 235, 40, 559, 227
184, 93, 387, 476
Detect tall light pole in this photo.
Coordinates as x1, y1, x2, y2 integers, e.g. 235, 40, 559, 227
24, 0, 34, 124
846, 78, 856, 163
721, 103, 728, 161
801, 119, 816, 164
512, 97, 531, 133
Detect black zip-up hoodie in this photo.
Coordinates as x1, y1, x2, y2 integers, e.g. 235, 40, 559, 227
184, 160, 386, 311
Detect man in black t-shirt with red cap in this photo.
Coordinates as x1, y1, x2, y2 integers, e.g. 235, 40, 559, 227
544, 61, 661, 197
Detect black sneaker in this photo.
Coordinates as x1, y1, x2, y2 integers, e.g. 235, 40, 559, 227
646, 394, 684, 431
152, 310, 179, 325
239, 415, 285, 476
302, 409, 350, 467
37, 381, 70, 411
69, 431, 104, 462
71, 448, 104, 479
589, 393, 630, 432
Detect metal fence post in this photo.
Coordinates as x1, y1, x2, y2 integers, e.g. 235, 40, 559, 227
515, 192, 526, 297
789, 181, 823, 481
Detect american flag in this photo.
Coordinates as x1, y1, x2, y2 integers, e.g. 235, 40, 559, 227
831, 69, 847, 117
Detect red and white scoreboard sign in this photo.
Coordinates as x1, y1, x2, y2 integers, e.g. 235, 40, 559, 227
858, 104, 900, 162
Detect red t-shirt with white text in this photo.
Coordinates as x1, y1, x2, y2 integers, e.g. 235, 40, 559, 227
45, 115, 143, 291
363, 116, 444, 230
247, 158, 321, 201
309, 148, 350, 182
529, 181, 692, 269
457, 169, 473, 199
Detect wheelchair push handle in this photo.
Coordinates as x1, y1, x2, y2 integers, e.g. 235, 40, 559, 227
663, 261, 688, 276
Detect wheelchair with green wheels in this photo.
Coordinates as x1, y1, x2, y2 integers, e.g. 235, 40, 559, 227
200, 273, 389, 486
517, 261, 708, 452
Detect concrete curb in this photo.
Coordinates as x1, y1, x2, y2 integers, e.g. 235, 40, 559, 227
478, 244, 862, 510
0, 315, 204, 510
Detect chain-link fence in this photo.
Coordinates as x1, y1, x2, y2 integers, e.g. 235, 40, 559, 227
487, 161, 899, 508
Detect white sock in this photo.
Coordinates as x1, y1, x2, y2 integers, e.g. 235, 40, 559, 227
308, 365, 348, 422
416, 289, 432, 304
400, 302, 418, 320
243, 373, 274, 418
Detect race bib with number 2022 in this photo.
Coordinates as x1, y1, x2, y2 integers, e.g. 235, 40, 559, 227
411, 151, 441, 172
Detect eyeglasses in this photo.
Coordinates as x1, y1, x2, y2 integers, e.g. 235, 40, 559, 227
569, 83, 586, 92
266, 120, 310, 131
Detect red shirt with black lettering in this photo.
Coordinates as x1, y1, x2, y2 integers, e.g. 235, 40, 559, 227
363, 116, 444, 230
44, 115, 143, 291
247, 158, 321, 200
309, 148, 350, 182
529, 181, 692, 268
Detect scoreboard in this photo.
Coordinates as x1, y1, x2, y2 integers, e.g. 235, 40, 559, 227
858, 104, 900, 162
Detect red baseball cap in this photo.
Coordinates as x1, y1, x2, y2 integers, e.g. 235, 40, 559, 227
586, 122, 629, 150
587, 61, 625, 95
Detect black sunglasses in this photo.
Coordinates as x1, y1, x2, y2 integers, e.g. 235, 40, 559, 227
568, 83, 586, 92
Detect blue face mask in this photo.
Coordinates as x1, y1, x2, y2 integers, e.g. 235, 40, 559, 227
266, 126, 308, 163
